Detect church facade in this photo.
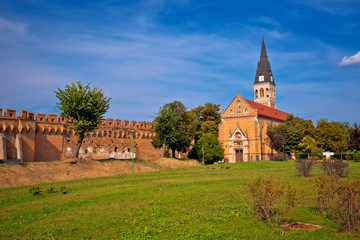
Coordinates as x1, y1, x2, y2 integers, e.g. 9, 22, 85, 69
219, 40, 288, 163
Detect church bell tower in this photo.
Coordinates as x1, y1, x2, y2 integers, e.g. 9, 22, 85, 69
254, 39, 276, 109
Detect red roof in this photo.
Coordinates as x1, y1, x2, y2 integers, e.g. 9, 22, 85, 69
245, 99, 288, 121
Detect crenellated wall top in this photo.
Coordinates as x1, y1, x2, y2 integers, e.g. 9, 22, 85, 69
0, 107, 153, 129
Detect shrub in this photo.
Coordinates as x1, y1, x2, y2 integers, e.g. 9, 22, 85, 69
247, 178, 299, 229
46, 187, 57, 193
322, 159, 349, 177
270, 153, 290, 161
354, 154, 360, 162
295, 153, 308, 159
295, 158, 316, 177
314, 175, 339, 214
345, 155, 353, 160
331, 153, 343, 160
314, 175, 360, 232
60, 186, 68, 194
29, 186, 42, 196
311, 148, 324, 159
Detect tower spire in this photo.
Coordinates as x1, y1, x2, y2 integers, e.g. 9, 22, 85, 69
253, 38, 277, 109
254, 38, 274, 85
260, 38, 268, 59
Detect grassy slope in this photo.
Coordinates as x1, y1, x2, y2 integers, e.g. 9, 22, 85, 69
0, 160, 359, 239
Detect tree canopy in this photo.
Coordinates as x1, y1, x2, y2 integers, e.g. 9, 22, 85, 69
190, 102, 221, 140
350, 123, 360, 151
266, 114, 314, 153
314, 119, 349, 153
193, 133, 224, 164
267, 114, 357, 155
152, 101, 196, 158
188, 103, 223, 162
55, 80, 111, 158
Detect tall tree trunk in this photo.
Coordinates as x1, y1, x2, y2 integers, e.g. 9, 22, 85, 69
161, 142, 165, 158
72, 134, 85, 158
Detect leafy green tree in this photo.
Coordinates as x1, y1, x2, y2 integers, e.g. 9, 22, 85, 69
188, 103, 222, 161
267, 114, 314, 153
194, 133, 224, 164
152, 101, 196, 158
338, 121, 353, 145
266, 125, 285, 152
314, 119, 348, 153
281, 114, 315, 153
350, 123, 360, 151
190, 103, 221, 140
55, 81, 111, 158
298, 136, 317, 157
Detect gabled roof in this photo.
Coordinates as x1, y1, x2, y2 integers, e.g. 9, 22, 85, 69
245, 99, 288, 121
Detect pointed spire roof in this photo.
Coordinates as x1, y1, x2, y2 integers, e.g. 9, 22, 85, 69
260, 38, 268, 58
254, 39, 275, 85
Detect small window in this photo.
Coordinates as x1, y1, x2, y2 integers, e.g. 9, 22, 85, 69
114, 147, 118, 152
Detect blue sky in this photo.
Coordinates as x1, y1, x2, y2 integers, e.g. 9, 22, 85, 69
0, 0, 359, 124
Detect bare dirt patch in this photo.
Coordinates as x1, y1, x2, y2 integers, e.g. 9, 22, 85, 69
282, 222, 322, 230
0, 158, 200, 188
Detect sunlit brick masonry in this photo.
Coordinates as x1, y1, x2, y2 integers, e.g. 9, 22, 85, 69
0, 107, 161, 162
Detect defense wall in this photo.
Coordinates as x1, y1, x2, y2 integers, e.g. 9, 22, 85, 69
0, 107, 161, 162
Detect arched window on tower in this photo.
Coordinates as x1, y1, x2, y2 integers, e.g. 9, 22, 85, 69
255, 90, 258, 99
260, 88, 264, 98
229, 110, 234, 116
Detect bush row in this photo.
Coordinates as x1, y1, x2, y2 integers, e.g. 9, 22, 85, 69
293, 153, 360, 161
248, 175, 360, 232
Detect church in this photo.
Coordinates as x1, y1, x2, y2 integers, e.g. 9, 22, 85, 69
218, 39, 289, 163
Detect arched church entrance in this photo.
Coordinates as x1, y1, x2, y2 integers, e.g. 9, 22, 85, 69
235, 149, 243, 162
229, 129, 249, 163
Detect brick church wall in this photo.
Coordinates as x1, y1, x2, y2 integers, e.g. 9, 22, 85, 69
219, 94, 285, 163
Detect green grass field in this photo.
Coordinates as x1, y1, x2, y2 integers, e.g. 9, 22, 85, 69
1, 160, 359, 239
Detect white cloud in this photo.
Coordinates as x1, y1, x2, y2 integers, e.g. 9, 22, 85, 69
0, 17, 28, 35
339, 51, 360, 66
290, 0, 360, 16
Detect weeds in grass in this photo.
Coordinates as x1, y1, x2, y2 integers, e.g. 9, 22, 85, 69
270, 153, 290, 161
295, 158, 316, 177
313, 175, 338, 214
29, 186, 42, 196
322, 159, 349, 177
60, 186, 68, 194
314, 175, 360, 232
46, 187, 57, 194
247, 178, 299, 230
